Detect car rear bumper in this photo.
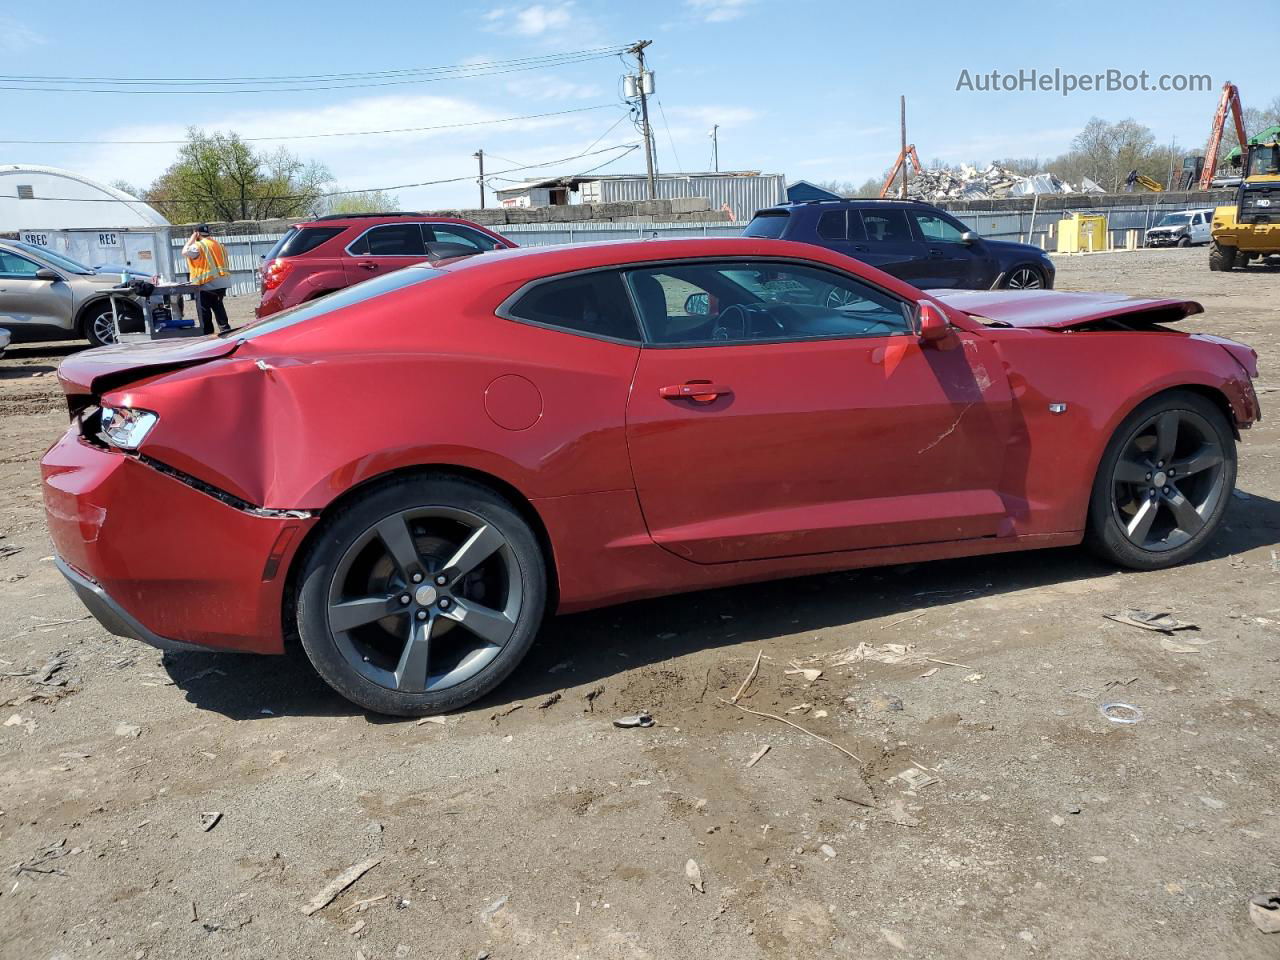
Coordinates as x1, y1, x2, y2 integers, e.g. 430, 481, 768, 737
41, 427, 313, 654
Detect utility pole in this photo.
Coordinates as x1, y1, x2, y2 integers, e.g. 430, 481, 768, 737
473, 149, 485, 209
899, 95, 907, 199
710, 124, 719, 173
629, 40, 657, 199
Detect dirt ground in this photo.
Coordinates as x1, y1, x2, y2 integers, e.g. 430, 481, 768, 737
1, 248, 1278, 959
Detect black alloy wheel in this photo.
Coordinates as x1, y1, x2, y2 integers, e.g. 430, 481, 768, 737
296, 476, 545, 715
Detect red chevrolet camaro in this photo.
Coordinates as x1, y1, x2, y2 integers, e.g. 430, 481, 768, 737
42, 238, 1260, 715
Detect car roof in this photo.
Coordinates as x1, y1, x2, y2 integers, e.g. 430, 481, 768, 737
432, 236, 921, 296
294, 214, 497, 229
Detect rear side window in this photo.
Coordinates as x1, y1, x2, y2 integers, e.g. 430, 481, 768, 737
860, 208, 912, 243
817, 210, 846, 240
349, 223, 427, 256
743, 211, 789, 239
269, 226, 344, 259
505, 271, 641, 343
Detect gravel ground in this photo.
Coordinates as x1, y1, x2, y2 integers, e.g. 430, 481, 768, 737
1, 248, 1278, 959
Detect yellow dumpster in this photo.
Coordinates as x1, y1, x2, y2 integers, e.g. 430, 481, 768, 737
1056, 214, 1108, 253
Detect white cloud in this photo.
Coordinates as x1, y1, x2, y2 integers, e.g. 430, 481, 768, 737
484, 2, 575, 36
686, 0, 753, 22
505, 75, 602, 101
66, 92, 627, 211
0, 19, 47, 52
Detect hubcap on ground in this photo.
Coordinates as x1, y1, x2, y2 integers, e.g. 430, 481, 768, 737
1007, 268, 1042, 289
326, 506, 521, 694
1110, 409, 1226, 552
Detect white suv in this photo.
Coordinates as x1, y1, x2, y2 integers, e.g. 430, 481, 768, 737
1145, 209, 1214, 248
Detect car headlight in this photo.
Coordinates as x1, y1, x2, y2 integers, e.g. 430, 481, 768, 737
100, 405, 159, 450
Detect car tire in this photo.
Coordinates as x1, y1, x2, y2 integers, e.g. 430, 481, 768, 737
295, 474, 546, 716
1002, 265, 1044, 289
1208, 241, 1237, 271
81, 301, 141, 347
1085, 390, 1236, 571
1177, 235, 1191, 248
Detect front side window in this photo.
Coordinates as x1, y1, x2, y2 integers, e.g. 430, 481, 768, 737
859, 208, 912, 243
505, 271, 640, 342
912, 212, 966, 243
427, 225, 501, 252
0, 250, 41, 278
625, 260, 912, 346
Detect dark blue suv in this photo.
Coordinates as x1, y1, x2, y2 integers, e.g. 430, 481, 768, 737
743, 199, 1055, 290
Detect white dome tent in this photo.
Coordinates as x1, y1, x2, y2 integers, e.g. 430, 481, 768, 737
0, 164, 168, 232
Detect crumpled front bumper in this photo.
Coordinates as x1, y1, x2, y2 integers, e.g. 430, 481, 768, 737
41, 426, 314, 654
1145, 233, 1186, 247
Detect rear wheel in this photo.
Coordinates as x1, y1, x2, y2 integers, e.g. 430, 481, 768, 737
1003, 265, 1044, 289
1085, 391, 1235, 570
1208, 240, 1237, 271
295, 475, 546, 716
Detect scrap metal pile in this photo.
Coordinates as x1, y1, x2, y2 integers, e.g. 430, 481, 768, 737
905, 163, 1106, 201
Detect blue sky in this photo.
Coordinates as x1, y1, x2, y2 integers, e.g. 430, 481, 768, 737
2, 0, 1274, 209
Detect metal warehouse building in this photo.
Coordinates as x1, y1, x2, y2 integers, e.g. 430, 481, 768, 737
0, 164, 168, 232
495, 171, 786, 222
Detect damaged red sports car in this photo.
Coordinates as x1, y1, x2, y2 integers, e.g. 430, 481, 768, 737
41, 238, 1261, 715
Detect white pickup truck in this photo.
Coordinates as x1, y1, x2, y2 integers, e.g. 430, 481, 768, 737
1144, 209, 1215, 247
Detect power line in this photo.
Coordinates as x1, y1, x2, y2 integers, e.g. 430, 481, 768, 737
0, 47, 630, 85
9, 142, 643, 205
0, 49, 628, 95
0, 104, 623, 145
655, 96, 683, 173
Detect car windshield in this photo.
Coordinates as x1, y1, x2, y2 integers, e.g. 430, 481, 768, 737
1247, 144, 1280, 177
227, 265, 446, 340
14, 242, 95, 274
1155, 214, 1193, 227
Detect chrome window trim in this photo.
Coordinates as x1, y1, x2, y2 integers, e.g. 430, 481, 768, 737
343, 222, 504, 257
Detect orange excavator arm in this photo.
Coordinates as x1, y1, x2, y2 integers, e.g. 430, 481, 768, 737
1200, 82, 1248, 190
879, 145, 924, 198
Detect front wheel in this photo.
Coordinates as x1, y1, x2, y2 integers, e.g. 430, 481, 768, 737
1208, 240, 1237, 272
295, 475, 546, 716
1177, 235, 1191, 248
1003, 265, 1044, 289
81, 302, 142, 347
1085, 391, 1235, 570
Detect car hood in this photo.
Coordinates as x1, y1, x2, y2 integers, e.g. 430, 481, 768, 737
981, 238, 1051, 259
929, 289, 1203, 330
57, 336, 241, 395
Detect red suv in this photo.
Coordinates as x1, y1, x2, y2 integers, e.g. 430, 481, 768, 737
257, 213, 515, 318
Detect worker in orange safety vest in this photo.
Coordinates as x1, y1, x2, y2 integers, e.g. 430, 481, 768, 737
183, 224, 232, 334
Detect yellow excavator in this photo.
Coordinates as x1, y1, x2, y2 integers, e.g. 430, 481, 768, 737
1210, 139, 1280, 271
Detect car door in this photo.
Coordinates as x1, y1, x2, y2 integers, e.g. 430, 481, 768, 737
907, 209, 996, 288
852, 207, 929, 284
0, 249, 71, 332
1192, 212, 1210, 244
342, 222, 428, 283
624, 258, 1013, 564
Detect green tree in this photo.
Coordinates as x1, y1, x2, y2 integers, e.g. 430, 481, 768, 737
145, 128, 332, 223
320, 189, 403, 215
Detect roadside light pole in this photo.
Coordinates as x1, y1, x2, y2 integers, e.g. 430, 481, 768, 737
629, 40, 657, 200
711, 124, 719, 173
473, 149, 485, 209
